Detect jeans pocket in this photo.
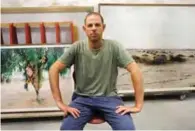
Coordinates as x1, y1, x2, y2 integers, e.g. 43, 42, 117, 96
109, 96, 124, 106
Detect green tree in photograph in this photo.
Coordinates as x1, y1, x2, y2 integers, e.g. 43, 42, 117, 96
1, 47, 69, 102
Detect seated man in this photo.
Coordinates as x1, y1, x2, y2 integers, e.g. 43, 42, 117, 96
49, 12, 144, 130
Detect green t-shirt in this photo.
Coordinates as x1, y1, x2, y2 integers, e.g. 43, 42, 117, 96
58, 39, 134, 96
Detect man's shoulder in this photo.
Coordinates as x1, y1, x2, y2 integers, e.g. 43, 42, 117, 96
73, 39, 87, 45
104, 39, 117, 44
103, 39, 121, 48
69, 39, 86, 50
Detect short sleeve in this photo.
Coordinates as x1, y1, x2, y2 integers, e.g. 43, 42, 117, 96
58, 44, 77, 68
115, 42, 134, 68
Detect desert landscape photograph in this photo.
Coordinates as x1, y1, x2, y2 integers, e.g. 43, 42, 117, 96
117, 49, 195, 91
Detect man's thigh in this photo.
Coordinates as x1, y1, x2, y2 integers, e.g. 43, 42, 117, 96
60, 100, 93, 130
98, 96, 135, 130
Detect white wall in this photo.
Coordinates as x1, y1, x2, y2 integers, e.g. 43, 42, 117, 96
1, 0, 195, 9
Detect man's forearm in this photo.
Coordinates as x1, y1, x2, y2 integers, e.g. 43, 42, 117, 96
131, 69, 144, 109
49, 66, 63, 104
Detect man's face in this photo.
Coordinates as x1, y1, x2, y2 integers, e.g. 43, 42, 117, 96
83, 14, 105, 42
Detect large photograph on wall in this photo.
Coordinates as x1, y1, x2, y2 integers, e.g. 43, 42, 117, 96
99, 3, 195, 92
117, 49, 195, 90
1, 45, 74, 111
1, 6, 94, 115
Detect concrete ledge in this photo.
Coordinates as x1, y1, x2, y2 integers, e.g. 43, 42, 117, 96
1, 107, 63, 120
1, 107, 60, 114
118, 87, 195, 97
1, 111, 64, 120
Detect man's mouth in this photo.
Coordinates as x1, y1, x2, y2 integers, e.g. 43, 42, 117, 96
91, 34, 97, 37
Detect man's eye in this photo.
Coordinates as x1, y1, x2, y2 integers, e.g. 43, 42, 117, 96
87, 24, 93, 28
95, 24, 100, 27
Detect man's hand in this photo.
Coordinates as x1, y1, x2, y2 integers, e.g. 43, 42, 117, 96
56, 102, 80, 118
115, 105, 141, 115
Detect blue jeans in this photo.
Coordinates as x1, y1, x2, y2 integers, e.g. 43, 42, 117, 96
60, 93, 135, 130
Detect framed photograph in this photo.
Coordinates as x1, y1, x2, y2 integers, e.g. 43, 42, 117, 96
99, 3, 195, 96
1, 6, 94, 119
1, 45, 74, 118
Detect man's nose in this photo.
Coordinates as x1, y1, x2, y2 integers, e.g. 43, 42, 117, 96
92, 25, 97, 30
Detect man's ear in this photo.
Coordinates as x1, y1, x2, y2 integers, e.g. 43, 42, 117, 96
83, 25, 86, 32
103, 24, 106, 31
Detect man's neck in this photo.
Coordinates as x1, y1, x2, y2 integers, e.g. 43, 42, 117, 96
88, 39, 102, 49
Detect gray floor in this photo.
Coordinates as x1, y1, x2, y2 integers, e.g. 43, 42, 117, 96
1, 94, 195, 130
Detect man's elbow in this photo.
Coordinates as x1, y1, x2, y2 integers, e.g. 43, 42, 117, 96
49, 64, 56, 78
127, 62, 141, 74
127, 62, 143, 83
133, 66, 142, 77
49, 64, 55, 74
49, 61, 64, 75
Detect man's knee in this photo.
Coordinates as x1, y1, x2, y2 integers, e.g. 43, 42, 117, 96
60, 124, 80, 130
60, 116, 84, 130
116, 121, 135, 130
108, 114, 136, 130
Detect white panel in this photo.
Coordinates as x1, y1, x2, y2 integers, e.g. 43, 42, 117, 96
60, 27, 72, 44
45, 27, 56, 44
1, 28, 10, 45
16, 27, 25, 44
31, 27, 41, 44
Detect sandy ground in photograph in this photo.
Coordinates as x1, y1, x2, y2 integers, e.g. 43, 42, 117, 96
1, 77, 74, 110
117, 49, 195, 90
